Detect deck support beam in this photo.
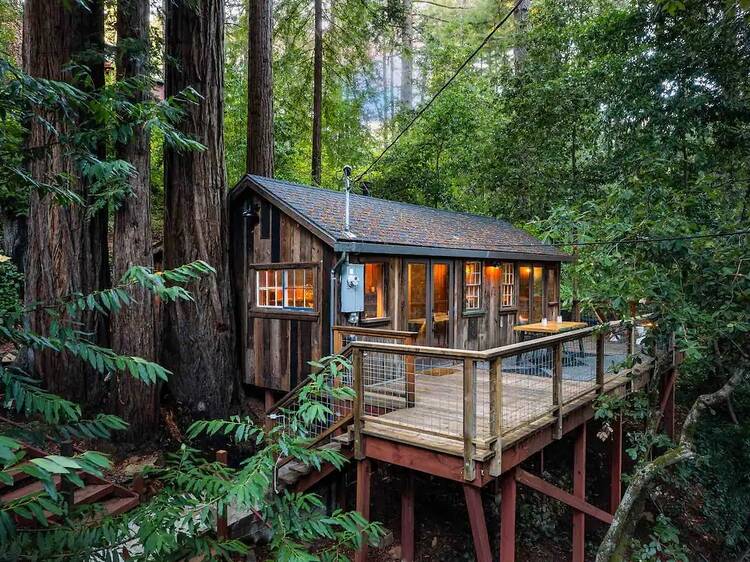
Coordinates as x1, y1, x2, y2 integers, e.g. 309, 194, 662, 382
401, 471, 415, 562
573, 425, 586, 562
500, 468, 517, 562
609, 414, 623, 514
355, 459, 372, 562
463, 484, 492, 562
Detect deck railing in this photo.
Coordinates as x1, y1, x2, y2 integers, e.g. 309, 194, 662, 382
349, 317, 654, 480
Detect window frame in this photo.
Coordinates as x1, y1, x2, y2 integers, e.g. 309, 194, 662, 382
462, 260, 485, 316
361, 260, 390, 324
251, 262, 320, 320
500, 262, 517, 310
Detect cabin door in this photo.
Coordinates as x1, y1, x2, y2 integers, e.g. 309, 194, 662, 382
405, 259, 453, 347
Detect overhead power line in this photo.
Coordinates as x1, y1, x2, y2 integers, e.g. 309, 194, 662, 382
500, 229, 750, 248
354, 0, 526, 183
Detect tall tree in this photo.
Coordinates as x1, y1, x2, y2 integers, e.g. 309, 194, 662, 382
164, 0, 235, 418
311, 0, 323, 184
22, 0, 109, 402
513, 0, 532, 72
247, 0, 274, 176
111, 0, 158, 436
400, 0, 414, 109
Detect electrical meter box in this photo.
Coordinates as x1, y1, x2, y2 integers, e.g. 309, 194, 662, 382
340, 263, 364, 313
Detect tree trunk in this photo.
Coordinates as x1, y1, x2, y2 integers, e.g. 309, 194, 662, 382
246, 0, 274, 177
311, 0, 323, 185
513, 0, 531, 73
400, 0, 413, 110
164, 0, 236, 419
1, 211, 26, 271
111, 0, 159, 438
23, 0, 109, 403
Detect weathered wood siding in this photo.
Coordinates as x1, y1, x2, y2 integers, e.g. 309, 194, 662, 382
237, 192, 334, 392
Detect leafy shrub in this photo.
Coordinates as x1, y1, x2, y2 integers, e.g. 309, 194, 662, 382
0, 256, 22, 322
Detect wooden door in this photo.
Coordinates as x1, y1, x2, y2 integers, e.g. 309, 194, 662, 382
404, 259, 453, 347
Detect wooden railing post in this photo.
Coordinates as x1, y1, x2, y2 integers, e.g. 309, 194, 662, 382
489, 357, 503, 477
627, 301, 637, 356
552, 343, 563, 439
596, 331, 605, 394
352, 348, 365, 460
463, 358, 477, 481
216, 450, 229, 540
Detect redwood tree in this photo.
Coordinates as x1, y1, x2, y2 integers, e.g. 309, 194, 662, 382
111, 0, 158, 436
22, 0, 109, 402
311, 0, 323, 184
247, 0, 274, 177
163, 0, 235, 418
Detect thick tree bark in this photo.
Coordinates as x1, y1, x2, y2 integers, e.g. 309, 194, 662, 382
513, 0, 531, 73
311, 0, 323, 185
164, 0, 236, 419
246, 0, 274, 177
23, 0, 109, 403
111, 0, 159, 437
400, 0, 414, 110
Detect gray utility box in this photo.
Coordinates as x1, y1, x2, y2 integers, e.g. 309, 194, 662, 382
340, 263, 364, 313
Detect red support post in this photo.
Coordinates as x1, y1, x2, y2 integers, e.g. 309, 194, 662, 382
572, 426, 586, 562
463, 484, 492, 562
500, 469, 517, 562
609, 415, 623, 514
401, 471, 415, 562
355, 459, 372, 562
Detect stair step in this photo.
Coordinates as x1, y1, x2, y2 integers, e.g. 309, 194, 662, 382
74, 483, 114, 506
1, 476, 61, 503
332, 432, 354, 446
101, 495, 139, 517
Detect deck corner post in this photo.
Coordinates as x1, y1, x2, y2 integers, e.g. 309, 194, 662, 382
596, 332, 605, 394
500, 468, 517, 562
352, 348, 364, 460
572, 425, 586, 562
401, 470, 416, 562
552, 343, 563, 440
609, 413, 623, 514
355, 458, 372, 562
489, 357, 503, 477
463, 358, 477, 481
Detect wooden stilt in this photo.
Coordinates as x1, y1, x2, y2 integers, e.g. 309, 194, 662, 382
500, 469, 517, 562
336, 469, 347, 511
355, 459, 372, 562
401, 471, 415, 562
610, 415, 623, 514
572, 426, 586, 562
463, 484, 492, 562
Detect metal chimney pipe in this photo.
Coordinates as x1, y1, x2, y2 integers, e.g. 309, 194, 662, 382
343, 165, 352, 236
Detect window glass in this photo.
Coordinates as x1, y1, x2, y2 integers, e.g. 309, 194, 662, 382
518, 265, 531, 323
501, 263, 515, 308
256, 267, 316, 311
532, 266, 544, 322
463, 261, 482, 310
364, 263, 386, 319
407, 263, 427, 335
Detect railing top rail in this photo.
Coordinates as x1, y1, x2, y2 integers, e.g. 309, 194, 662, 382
332, 325, 419, 339
348, 316, 654, 360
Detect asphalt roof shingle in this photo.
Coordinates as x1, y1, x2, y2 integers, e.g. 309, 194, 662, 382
244, 175, 569, 259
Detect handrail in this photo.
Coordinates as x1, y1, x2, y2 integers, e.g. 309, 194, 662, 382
332, 325, 419, 339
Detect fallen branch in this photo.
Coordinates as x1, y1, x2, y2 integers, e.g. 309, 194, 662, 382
596, 365, 748, 562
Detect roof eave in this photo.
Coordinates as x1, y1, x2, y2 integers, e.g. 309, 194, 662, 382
334, 241, 574, 262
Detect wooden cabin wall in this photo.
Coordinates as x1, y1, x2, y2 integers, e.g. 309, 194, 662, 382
242, 193, 334, 392
335, 255, 401, 331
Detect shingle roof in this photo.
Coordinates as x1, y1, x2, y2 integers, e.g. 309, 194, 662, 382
240, 175, 570, 260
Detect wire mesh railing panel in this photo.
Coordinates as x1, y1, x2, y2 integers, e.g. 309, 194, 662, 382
562, 333, 598, 401
361, 351, 466, 440
499, 345, 555, 435
604, 324, 630, 379
474, 360, 491, 442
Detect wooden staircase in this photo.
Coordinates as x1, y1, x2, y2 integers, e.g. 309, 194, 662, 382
1, 444, 139, 525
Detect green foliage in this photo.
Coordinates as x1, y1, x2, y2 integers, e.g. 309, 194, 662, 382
0, 257, 21, 320
630, 514, 689, 562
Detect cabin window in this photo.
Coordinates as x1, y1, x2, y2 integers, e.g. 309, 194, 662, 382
518, 264, 546, 324
518, 265, 531, 323
256, 267, 316, 311
363, 262, 387, 320
501, 263, 515, 308
463, 261, 482, 311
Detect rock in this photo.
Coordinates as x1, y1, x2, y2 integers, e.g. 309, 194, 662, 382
387, 544, 402, 559
375, 528, 394, 549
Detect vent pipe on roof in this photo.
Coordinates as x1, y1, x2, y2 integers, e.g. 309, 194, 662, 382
343, 165, 354, 238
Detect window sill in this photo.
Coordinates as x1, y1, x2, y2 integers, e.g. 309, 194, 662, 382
360, 316, 391, 326
251, 309, 319, 322
462, 309, 486, 318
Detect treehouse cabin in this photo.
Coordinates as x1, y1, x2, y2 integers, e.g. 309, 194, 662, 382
229, 174, 573, 394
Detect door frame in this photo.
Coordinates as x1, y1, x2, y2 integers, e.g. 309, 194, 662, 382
402, 258, 454, 347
